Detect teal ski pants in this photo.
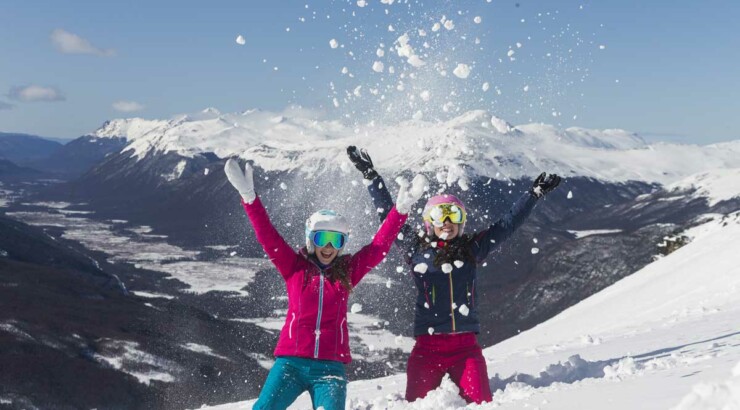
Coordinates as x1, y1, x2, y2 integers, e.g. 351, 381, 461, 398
252, 356, 347, 410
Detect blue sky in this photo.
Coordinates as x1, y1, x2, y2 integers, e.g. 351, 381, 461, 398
1, 0, 738, 144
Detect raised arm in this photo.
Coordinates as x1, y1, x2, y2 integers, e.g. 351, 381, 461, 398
225, 159, 298, 280
469, 172, 561, 263
347, 146, 422, 256
348, 206, 408, 286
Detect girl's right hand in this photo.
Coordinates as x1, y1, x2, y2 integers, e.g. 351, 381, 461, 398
224, 158, 256, 204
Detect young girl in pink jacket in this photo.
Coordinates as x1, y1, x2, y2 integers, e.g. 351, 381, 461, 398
224, 158, 424, 410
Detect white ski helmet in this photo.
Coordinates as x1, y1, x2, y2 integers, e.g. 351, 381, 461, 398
305, 210, 350, 254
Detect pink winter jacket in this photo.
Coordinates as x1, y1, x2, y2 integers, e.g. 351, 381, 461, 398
242, 197, 407, 364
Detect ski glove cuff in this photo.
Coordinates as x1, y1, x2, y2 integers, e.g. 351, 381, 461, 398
224, 158, 257, 204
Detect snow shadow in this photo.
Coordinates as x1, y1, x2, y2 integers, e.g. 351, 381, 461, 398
490, 330, 740, 392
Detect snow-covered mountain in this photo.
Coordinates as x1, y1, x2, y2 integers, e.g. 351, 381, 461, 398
78, 108, 740, 183
85, 108, 740, 186
201, 211, 740, 410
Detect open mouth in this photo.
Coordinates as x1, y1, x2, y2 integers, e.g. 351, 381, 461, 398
320, 250, 334, 259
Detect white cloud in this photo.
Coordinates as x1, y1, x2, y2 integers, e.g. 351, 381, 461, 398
8, 85, 65, 102
0, 101, 13, 110
112, 101, 145, 112
50, 29, 115, 57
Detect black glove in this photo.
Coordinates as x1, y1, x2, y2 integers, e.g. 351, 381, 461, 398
346, 146, 378, 180
531, 172, 561, 198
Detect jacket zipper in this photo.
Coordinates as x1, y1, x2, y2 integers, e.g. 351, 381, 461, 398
340, 317, 346, 345
448, 272, 456, 332
314, 269, 325, 358
289, 312, 296, 339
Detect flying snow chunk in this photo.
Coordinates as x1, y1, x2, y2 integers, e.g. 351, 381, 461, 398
413, 263, 428, 274
444, 20, 455, 30
441, 263, 453, 273
279, 182, 287, 190
454, 260, 464, 268
531, 247, 540, 254
474, 16, 482, 24
453, 64, 471, 79
459, 304, 470, 316
523, 85, 530, 92
412, 110, 423, 120
567, 190, 574, 199
507, 49, 515, 57
599, 45, 606, 50
357, 0, 367, 7
235, 35, 246, 45
350, 303, 363, 314
420, 90, 431, 101
372, 61, 385, 72
396, 266, 404, 273
482, 82, 490, 92
428, 327, 435, 335
386, 279, 392, 288
329, 39, 339, 49
376, 48, 385, 57
432, 22, 441, 32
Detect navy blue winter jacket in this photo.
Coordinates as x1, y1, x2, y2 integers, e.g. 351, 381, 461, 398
367, 176, 539, 336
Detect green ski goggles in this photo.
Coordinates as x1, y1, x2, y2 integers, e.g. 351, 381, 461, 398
310, 230, 348, 249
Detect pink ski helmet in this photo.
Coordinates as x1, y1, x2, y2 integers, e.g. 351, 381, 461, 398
422, 194, 467, 236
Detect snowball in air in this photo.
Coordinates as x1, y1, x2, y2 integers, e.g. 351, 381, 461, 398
235, 35, 246, 45
351, 303, 363, 313
459, 304, 470, 316
441, 263, 453, 273
372, 61, 385, 72
414, 263, 428, 274
329, 39, 339, 49
453, 63, 471, 79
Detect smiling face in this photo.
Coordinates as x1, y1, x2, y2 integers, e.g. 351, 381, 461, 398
314, 243, 339, 265
433, 220, 460, 241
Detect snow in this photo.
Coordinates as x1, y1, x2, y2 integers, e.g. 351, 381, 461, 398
372, 61, 384, 72
351, 303, 363, 314
413, 263, 428, 274
90, 108, 740, 187
452, 64, 471, 79
330, 38, 339, 49
201, 212, 740, 410
235, 35, 245, 45
669, 168, 740, 206
7, 208, 265, 295
441, 263, 453, 273
181, 343, 230, 361
92, 339, 178, 385
567, 229, 623, 239
130, 291, 175, 300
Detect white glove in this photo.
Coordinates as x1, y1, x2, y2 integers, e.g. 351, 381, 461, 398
224, 158, 256, 204
396, 174, 428, 215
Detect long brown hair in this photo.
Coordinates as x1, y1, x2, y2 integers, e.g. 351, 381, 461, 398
304, 254, 353, 292
418, 233, 476, 267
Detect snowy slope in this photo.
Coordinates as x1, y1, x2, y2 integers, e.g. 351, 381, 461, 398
90, 109, 740, 186
200, 211, 740, 410
669, 168, 740, 206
